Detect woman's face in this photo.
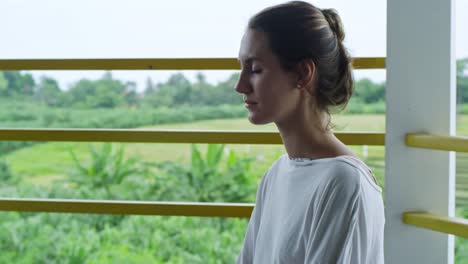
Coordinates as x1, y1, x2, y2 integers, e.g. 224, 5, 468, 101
235, 29, 301, 125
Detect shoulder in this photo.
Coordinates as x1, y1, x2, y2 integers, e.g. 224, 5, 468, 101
256, 154, 289, 192
324, 158, 362, 187
261, 154, 289, 181
270, 153, 290, 170
317, 158, 364, 199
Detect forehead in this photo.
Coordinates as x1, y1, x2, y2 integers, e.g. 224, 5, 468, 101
238, 29, 272, 63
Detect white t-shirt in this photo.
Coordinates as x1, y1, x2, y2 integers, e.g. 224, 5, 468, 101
237, 154, 385, 264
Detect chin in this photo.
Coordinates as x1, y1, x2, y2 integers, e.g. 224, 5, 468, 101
247, 113, 272, 125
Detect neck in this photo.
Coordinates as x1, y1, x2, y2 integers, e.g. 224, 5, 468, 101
275, 109, 355, 160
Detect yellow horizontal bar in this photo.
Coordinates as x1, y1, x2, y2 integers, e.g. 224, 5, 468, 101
0, 58, 238, 70
403, 212, 468, 238
0, 198, 254, 218
406, 133, 468, 152
0, 129, 385, 145
0, 57, 385, 70
352, 57, 386, 69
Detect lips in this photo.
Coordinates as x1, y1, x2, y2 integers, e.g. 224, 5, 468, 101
244, 100, 258, 110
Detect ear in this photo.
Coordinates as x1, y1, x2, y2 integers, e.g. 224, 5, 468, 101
295, 59, 316, 89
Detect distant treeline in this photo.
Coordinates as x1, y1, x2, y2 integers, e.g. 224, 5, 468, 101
0, 71, 242, 108
0, 58, 467, 110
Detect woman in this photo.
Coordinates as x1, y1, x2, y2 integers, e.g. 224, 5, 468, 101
235, 1, 385, 263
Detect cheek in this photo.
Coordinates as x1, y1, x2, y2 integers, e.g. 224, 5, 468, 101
257, 76, 292, 101
253, 73, 280, 95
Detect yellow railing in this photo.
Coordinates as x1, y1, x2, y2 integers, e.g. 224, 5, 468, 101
404, 133, 468, 238
0, 198, 254, 218
0, 57, 385, 70
0, 56, 385, 218
406, 133, 468, 152
0, 129, 385, 145
403, 212, 468, 238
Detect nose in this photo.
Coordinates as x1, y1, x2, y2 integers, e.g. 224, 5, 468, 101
235, 72, 252, 95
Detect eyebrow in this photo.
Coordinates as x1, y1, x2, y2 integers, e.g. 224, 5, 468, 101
238, 56, 262, 64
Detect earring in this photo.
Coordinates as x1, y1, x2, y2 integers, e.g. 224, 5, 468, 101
296, 84, 302, 88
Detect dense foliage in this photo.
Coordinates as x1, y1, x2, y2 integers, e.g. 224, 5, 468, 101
0, 144, 256, 263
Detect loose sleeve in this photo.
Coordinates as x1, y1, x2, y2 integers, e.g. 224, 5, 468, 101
304, 170, 366, 264
236, 171, 270, 264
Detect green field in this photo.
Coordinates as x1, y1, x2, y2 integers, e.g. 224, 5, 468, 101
4, 114, 468, 208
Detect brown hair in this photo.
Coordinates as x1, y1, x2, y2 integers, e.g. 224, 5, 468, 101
248, 1, 353, 117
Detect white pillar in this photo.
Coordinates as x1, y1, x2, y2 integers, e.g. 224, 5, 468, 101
385, 0, 456, 263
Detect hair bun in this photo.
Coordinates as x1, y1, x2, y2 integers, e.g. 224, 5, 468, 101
321, 8, 345, 42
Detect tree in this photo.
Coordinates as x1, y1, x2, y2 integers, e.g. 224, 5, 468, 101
143, 84, 175, 107
0, 72, 8, 96
66, 73, 128, 108
211, 73, 243, 105
195, 72, 206, 84
36, 77, 62, 106
124, 81, 139, 107
191, 73, 213, 105
67, 79, 96, 107
88, 73, 126, 108
90, 81, 124, 108
0, 71, 36, 97
20, 73, 36, 96
457, 58, 468, 104
144, 77, 155, 96
353, 78, 385, 103
457, 58, 468, 77
167, 73, 192, 105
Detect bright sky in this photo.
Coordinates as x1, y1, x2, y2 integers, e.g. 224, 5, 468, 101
1, 0, 467, 90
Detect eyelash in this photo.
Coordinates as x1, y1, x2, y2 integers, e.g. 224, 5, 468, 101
250, 68, 262, 74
